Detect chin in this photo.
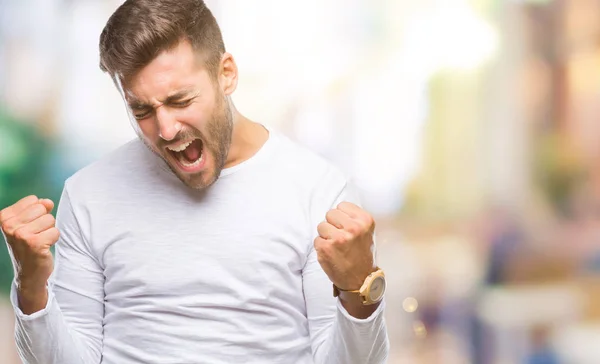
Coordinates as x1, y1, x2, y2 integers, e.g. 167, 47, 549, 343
167, 160, 219, 190
179, 170, 219, 190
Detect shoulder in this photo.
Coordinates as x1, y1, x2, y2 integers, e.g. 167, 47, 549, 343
267, 129, 360, 215
268, 130, 363, 230
62, 138, 158, 199
269, 130, 349, 192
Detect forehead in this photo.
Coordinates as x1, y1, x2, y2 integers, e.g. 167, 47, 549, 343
123, 41, 212, 102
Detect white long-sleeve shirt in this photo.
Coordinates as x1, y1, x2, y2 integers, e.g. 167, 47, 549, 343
9, 127, 389, 364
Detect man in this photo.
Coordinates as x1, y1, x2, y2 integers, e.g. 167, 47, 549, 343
0, 1, 389, 363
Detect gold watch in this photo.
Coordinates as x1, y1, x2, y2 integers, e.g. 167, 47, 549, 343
333, 268, 386, 305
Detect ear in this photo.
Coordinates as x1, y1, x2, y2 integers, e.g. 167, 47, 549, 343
219, 52, 238, 96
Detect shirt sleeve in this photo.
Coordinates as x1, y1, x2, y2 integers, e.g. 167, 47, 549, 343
10, 184, 105, 364
302, 168, 389, 364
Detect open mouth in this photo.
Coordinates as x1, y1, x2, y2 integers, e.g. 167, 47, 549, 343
166, 138, 204, 170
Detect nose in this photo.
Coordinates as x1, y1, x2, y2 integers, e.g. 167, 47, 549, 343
155, 106, 182, 141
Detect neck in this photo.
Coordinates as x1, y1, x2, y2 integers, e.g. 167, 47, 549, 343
224, 109, 269, 169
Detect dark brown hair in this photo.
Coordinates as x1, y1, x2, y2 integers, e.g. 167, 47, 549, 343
99, 0, 225, 82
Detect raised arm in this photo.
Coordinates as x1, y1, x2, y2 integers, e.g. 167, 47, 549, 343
303, 170, 389, 364
1, 186, 105, 363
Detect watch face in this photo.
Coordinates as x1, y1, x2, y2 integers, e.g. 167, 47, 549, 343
368, 276, 386, 302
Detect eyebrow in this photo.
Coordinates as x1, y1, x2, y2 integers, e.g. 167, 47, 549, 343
128, 88, 197, 110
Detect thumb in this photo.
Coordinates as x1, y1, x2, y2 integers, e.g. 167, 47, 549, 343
39, 199, 55, 214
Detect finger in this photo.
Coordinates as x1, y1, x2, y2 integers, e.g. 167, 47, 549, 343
314, 236, 330, 260
325, 208, 352, 229
39, 199, 55, 214
35, 227, 60, 247
317, 221, 339, 240
338, 202, 375, 231
2, 203, 48, 235
314, 236, 327, 249
336, 201, 363, 218
0, 195, 39, 223
17, 214, 55, 235
12, 203, 47, 229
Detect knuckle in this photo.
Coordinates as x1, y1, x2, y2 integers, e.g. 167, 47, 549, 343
331, 239, 343, 247
337, 201, 349, 210
346, 230, 356, 240
325, 210, 335, 221
22, 196, 38, 208
332, 233, 348, 245
28, 234, 42, 247
0, 211, 15, 229
24, 195, 39, 203
341, 231, 354, 243
43, 214, 56, 226
13, 227, 31, 242
25, 196, 40, 208
314, 237, 325, 249
317, 221, 327, 230
356, 217, 373, 232
1, 220, 15, 235
48, 228, 60, 242
346, 223, 360, 235
33, 203, 46, 215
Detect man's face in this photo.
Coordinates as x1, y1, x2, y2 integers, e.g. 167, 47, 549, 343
123, 41, 233, 190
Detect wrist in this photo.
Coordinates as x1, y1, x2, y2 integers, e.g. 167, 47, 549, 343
16, 279, 49, 315
339, 295, 381, 319
334, 268, 385, 303
16, 274, 48, 294
338, 266, 379, 291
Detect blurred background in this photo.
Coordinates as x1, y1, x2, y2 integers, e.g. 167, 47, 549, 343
1, 0, 600, 363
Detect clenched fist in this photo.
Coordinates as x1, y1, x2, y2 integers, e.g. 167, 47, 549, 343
0, 195, 59, 313
315, 201, 376, 291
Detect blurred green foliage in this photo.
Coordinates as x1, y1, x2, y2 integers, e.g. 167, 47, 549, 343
0, 109, 62, 296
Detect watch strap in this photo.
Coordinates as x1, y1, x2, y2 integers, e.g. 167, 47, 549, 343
332, 267, 383, 303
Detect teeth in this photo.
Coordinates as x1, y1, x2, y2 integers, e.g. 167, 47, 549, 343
167, 140, 193, 152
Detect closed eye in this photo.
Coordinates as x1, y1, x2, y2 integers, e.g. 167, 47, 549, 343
129, 102, 153, 120
134, 111, 152, 120
170, 99, 192, 108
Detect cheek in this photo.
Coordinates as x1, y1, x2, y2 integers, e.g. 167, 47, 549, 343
137, 119, 159, 141
179, 104, 214, 129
